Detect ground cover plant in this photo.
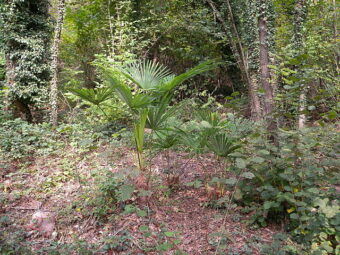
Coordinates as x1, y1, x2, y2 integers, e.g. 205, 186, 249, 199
0, 0, 339, 254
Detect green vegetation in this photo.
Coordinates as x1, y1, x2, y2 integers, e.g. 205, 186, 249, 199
0, 0, 339, 254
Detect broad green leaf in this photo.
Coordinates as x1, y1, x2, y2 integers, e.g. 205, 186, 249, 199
164, 231, 175, 237
224, 177, 237, 185
156, 242, 173, 251
251, 157, 265, 163
139, 225, 149, 232
118, 184, 135, 201
258, 150, 270, 155
290, 213, 299, 220
234, 188, 243, 200
241, 172, 255, 179
236, 158, 246, 169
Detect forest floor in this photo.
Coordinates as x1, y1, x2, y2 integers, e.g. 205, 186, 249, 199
1, 143, 280, 254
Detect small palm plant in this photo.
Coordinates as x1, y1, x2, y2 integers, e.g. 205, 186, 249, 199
207, 133, 241, 158
69, 87, 113, 119
100, 59, 218, 170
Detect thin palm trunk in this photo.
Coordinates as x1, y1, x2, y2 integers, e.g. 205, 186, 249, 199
50, 0, 66, 127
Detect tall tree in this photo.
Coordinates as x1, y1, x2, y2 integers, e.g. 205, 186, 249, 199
50, 0, 66, 127
258, 0, 276, 137
0, 0, 52, 122
258, 0, 275, 119
293, 0, 308, 128
206, 0, 262, 121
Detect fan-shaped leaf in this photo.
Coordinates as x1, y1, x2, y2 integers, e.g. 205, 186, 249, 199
158, 60, 219, 92
68, 87, 113, 106
120, 60, 173, 90
207, 133, 241, 158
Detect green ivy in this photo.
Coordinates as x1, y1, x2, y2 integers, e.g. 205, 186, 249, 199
0, 0, 52, 108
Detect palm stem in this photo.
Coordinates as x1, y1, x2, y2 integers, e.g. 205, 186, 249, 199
97, 105, 110, 120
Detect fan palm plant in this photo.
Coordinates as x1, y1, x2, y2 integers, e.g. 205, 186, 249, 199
100, 59, 218, 170
69, 87, 113, 119
207, 133, 241, 158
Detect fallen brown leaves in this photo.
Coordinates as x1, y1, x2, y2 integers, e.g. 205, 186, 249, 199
1, 145, 279, 254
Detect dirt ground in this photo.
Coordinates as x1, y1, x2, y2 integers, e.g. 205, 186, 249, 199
1, 145, 280, 254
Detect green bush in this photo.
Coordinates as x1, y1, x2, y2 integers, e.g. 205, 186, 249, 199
234, 126, 339, 254
80, 169, 137, 220
0, 119, 60, 160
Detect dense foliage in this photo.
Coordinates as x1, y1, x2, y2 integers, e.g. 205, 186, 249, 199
0, 0, 52, 121
0, 0, 339, 254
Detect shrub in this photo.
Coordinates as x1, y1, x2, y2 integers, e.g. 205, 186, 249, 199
234, 126, 340, 254
0, 119, 60, 161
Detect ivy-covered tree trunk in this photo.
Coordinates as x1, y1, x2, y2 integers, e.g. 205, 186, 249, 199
258, 0, 276, 135
248, 73, 262, 121
333, 0, 339, 69
5, 54, 34, 122
1, 0, 52, 122
4, 56, 15, 112
258, 1, 274, 117
50, 0, 66, 127
293, 0, 308, 129
207, 0, 262, 121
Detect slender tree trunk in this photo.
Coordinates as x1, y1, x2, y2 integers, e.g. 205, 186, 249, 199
333, 0, 339, 71
258, 0, 277, 140
50, 0, 66, 127
298, 92, 306, 128
225, 0, 262, 121
293, 0, 307, 129
333, 0, 338, 41
207, 0, 262, 120
107, 0, 115, 58
258, 14, 274, 116
4, 56, 14, 112
249, 73, 262, 121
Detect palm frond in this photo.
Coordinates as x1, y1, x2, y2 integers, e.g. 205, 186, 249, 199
207, 133, 241, 158
101, 66, 155, 114
158, 59, 219, 92
175, 128, 208, 154
152, 130, 179, 150
120, 60, 173, 90
197, 109, 224, 128
130, 94, 154, 111
146, 94, 174, 130
68, 87, 113, 106
101, 67, 134, 106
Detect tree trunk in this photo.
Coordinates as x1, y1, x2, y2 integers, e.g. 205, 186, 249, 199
258, 6, 274, 117
4, 56, 15, 112
50, 0, 66, 127
5, 57, 33, 121
14, 99, 33, 122
107, 0, 115, 58
249, 72, 262, 121
225, 0, 262, 121
258, 0, 277, 139
333, 0, 339, 74
293, 0, 308, 129
207, 0, 262, 120
298, 92, 306, 128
